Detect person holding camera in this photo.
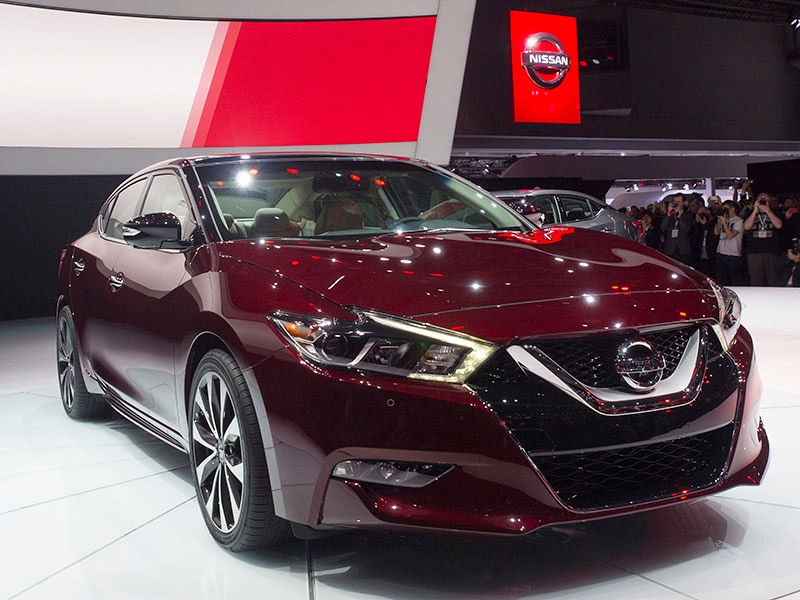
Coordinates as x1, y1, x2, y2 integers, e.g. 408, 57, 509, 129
778, 241, 800, 286
784, 238, 800, 287
733, 179, 753, 205
714, 200, 744, 286
743, 192, 783, 285
693, 202, 717, 277
640, 210, 662, 250
661, 193, 693, 265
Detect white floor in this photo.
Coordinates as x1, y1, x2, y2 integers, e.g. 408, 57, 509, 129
1, 287, 798, 600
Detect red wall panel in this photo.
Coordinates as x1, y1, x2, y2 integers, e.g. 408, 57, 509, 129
184, 18, 437, 147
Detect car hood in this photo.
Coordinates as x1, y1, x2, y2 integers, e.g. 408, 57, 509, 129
218, 228, 719, 342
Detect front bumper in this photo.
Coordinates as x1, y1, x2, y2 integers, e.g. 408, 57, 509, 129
254, 324, 768, 536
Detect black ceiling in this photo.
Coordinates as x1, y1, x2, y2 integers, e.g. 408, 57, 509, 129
599, 0, 800, 25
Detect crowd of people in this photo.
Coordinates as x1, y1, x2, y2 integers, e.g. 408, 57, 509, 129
627, 181, 800, 287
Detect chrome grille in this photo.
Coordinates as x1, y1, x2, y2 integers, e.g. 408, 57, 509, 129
530, 326, 694, 388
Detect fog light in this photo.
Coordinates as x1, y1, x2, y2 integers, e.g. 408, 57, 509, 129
332, 460, 453, 488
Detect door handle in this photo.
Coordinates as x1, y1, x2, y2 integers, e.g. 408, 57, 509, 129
108, 272, 124, 292
73, 258, 85, 276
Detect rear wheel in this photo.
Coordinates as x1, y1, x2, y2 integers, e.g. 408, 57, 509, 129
189, 349, 291, 551
56, 306, 108, 419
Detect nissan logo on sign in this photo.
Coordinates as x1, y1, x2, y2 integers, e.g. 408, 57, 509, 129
521, 33, 571, 89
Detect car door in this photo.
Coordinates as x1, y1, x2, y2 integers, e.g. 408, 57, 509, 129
70, 178, 147, 389
100, 171, 202, 429
557, 193, 610, 232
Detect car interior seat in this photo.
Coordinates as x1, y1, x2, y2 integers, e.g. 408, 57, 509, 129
566, 209, 586, 221
275, 185, 315, 222
252, 208, 299, 238
314, 196, 365, 234
222, 213, 249, 239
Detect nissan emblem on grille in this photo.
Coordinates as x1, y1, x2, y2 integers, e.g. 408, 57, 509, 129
614, 338, 666, 392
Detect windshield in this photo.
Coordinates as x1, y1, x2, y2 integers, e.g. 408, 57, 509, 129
193, 157, 528, 241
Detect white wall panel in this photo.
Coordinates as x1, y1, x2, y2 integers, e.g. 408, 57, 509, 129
0, 1, 475, 173
0, 4, 215, 147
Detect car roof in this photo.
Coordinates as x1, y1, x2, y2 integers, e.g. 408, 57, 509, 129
141, 152, 414, 172
492, 189, 599, 198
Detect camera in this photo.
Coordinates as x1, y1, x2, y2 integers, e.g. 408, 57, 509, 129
759, 199, 767, 206
793, 238, 800, 253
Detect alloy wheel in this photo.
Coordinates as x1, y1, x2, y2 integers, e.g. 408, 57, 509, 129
57, 316, 76, 410
192, 371, 245, 534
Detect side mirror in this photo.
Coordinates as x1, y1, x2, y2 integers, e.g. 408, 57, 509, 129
122, 213, 192, 250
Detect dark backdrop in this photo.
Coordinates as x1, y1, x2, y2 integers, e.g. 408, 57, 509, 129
457, 1, 800, 143
3, 175, 126, 321
748, 159, 800, 197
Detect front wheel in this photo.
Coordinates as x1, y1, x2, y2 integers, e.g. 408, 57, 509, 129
189, 349, 290, 551
56, 306, 108, 419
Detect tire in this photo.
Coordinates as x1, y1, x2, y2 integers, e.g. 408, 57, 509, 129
56, 306, 109, 419
189, 349, 291, 551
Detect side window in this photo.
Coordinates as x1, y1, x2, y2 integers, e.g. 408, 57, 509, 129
559, 195, 596, 222
530, 195, 558, 225
141, 173, 195, 240
103, 179, 147, 240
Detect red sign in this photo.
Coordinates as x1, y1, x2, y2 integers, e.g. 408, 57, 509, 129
510, 11, 580, 124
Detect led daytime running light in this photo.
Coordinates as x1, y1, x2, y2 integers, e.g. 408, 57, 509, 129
269, 309, 496, 383
364, 311, 496, 382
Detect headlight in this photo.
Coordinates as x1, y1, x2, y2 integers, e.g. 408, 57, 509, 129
269, 309, 497, 383
709, 280, 742, 351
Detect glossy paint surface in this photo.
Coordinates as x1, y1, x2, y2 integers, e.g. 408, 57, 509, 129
218, 230, 716, 340
56, 154, 767, 540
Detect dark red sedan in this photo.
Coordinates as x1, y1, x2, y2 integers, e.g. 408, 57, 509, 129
56, 153, 768, 551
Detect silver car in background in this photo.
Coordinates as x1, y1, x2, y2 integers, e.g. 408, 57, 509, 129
493, 189, 642, 241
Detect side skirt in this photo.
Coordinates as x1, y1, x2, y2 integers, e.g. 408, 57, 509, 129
103, 392, 188, 453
